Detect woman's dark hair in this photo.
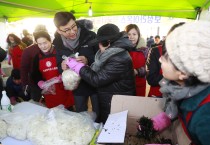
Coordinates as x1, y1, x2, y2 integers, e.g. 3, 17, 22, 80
125, 24, 140, 44
54, 12, 76, 28
34, 31, 51, 42
6, 34, 21, 44
100, 40, 110, 47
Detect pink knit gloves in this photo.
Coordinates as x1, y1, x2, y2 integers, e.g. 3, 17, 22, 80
66, 58, 85, 75
152, 112, 171, 132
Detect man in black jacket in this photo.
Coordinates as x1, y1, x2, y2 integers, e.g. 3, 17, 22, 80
53, 12, 99, 121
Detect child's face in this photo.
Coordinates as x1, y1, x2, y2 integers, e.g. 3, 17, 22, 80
13, 79, 21, 85
159, 55, 181, 81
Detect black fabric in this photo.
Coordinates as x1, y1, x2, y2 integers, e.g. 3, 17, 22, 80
53, 24, 98, 96
0, 76, 3, 101
80, 51, 136, 123
146, 47, 163, 86
0, 47, 7, 62
11, 69, 21, 80
88, 24, 122, 46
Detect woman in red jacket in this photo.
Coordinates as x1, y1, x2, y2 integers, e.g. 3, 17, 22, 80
31, 31, 74, 109
6, 34, 27, 69
125, 24, 149, 96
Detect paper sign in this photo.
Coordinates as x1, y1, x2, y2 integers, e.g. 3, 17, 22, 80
97, 110, 128, 143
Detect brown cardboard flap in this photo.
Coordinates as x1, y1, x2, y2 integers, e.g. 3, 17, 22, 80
173, 120, 191, 145
110, 95, 191, 144
111, 95, 165, 134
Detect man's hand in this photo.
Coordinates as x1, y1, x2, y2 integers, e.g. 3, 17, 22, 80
76, 56, 88, 65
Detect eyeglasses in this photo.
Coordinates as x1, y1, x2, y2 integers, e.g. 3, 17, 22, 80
59, 23, 77, 33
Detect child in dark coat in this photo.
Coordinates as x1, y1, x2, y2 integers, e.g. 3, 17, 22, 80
5, 69, 30, 104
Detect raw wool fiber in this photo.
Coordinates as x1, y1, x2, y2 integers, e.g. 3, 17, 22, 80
27, 107, 95, 145
0, 119, 7, 140
3, 113, 33, 140
55, 108, 95, 144
62, 69, 81, 90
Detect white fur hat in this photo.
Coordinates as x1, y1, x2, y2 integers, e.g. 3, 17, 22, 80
166, 21, 210, 83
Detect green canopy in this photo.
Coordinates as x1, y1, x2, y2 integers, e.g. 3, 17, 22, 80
0, 0, 210, 22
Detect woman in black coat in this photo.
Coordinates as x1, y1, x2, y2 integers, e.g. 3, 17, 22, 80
62, 24, 136, 123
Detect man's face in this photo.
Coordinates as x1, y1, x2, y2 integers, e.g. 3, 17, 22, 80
13, 78, 21, 85
57, 19, 78, 40
155, 37, 160, 44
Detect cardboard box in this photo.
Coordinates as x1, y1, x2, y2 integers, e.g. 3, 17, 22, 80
109, 95, 191, 145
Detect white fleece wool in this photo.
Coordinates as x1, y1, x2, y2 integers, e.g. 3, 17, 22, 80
0, 119, 7, 140
7, 121, 27, 140
1, 113, 32, 140
62, 69, 81, 90
27, 108, 95, 145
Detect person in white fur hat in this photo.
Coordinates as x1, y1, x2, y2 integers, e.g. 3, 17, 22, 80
158, 21, 210, 145
137, 21, 210, 145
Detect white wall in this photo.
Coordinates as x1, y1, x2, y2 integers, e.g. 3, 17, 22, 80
200, 9, 210, 21
0, 20, 8, 49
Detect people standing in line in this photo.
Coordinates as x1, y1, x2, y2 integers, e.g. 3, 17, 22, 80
6, 34, 27, 69
62, 24, 136, 123
146, 22, 185, 97
20, 25, 47, 102
21, 29, 33, 46
125, 24, 149, 96
53, 12, 99, 119
31, 31, 74, 109
5, 69, 30, 105
146, 36, 154, 48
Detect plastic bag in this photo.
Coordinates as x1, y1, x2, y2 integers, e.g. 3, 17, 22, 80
0, 111, 34, 140
40, 76, 62, 95
41, 76, 61, 89
41, 84, 56, 95
0, 119, 7, 140
27, 107, 96, 145
62, 54, 81, 91
0, 103, 96, 145
62, 69, 81, 90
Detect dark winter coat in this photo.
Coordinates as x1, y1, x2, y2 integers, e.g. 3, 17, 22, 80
79, 37, 136, 123
5, 77, 22, 98
179, 85, 210, 145
146, 46, 163, 97
53, 24, 98, 96
20, 44, 40, 86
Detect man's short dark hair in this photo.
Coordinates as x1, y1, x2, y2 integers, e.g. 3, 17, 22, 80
11, 69, 20, 80
53, 12, 76, 28
155, 35, 160, 39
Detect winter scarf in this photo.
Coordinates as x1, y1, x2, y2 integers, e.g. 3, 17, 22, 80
91, 47, 125, 72
159, 78, 209, 120
61, 27, 81, 50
